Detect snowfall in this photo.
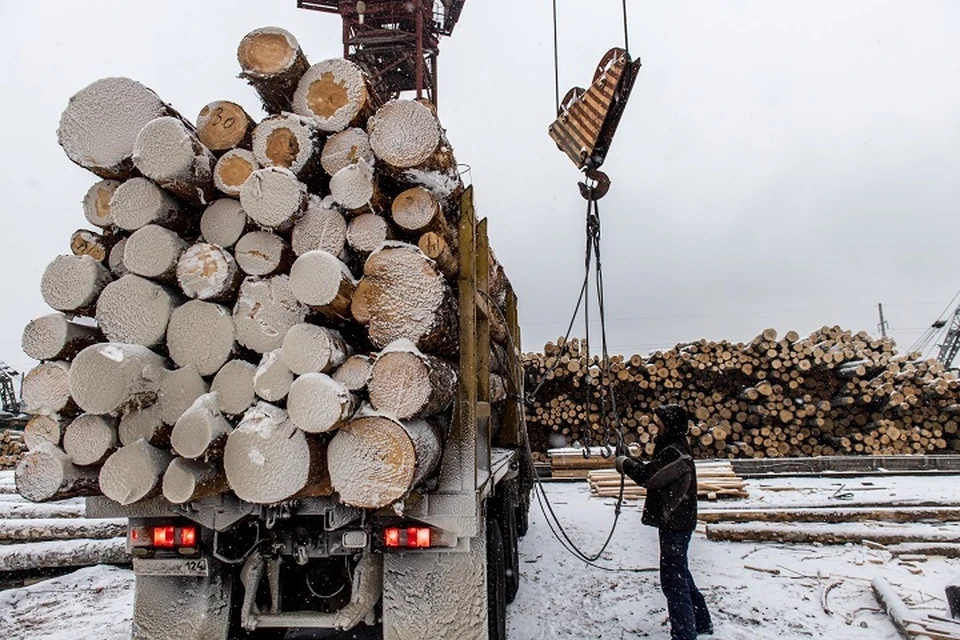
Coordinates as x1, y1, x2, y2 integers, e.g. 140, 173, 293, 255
1, 469, 959, 640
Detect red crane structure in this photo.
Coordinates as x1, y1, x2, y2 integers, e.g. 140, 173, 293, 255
297, 0, 466, 106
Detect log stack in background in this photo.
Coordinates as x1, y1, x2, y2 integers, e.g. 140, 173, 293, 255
523, 328, 960, 461
15, 27, 512, 511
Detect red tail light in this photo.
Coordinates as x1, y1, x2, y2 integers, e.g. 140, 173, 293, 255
415, 527, 431, 548
131, 525, 198, 550
385, 527, 401, 548
180, 526, 197, 547
384, 526, 432, 549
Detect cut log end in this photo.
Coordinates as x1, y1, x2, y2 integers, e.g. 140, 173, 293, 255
211, 360, 257, 416
167, 300, 236, 377
293, 59, 369, 132
99, 439, 173, 506
287, 373, 355, 433
214, 150, 259, 198
291, 197, 347, 257
201, 198, 248, 248
196, 101, 253, 152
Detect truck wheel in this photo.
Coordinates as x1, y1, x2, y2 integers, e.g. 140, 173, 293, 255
498, 483, 520, 603
515, 490, 530, 537
486, 518, 507, 640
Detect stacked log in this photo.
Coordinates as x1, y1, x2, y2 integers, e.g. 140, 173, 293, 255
15, 27, 512, 518
523, 328, 960, 461
0, 430, 26, 470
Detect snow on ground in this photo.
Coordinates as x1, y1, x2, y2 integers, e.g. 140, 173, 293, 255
0, 471, 958, 639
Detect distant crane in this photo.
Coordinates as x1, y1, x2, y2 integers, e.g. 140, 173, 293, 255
909, 291, 960, 369
0, 360, 25, 428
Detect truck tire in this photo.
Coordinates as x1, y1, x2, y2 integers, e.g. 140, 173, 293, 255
496, 482, 521, 603
486, 518, 507, 640
515, 489, 530, 537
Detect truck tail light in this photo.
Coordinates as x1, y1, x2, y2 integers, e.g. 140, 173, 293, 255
129, 525, 199, 553
384, 526, 433, 549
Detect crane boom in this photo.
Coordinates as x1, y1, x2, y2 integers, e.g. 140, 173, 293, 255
936, 306, 960, 368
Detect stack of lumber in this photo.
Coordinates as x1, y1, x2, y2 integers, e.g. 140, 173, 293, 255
524, 327, 960, 460
586, 460, 747, 500
15, 26, 513, 513
0, 430, 25, 470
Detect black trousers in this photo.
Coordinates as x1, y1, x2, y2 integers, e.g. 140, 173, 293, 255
658, 528, 711, 640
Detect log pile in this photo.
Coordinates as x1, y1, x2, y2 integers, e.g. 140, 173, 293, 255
15, 27, 511, 514
524, 327, 960, 461
0, 430, 26, 470
586, 460, 747, 500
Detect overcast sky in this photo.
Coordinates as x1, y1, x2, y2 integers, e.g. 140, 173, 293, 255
2, 1, 959, 377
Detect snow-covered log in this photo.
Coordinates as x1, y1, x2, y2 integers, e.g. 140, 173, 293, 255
21, 361, 74, 416
224, 403, 331, 504
237, 27, 309, 114
293, 59, 371, 133
0, 517, 126, 542
15, 442, 100, 502
872, 577, 934, 640
346, 213, 391, 255
368, 342, 457, 419
333, 355, 372, 392
253, 350, 293, 403
70, 228, 114, 263
417, 220, 460, 276
252, 113, 324, 184
330, 159, 382, 213
289, 250, 356, 319
110, 177, 189, 232
0, 501, 85, 520
213, 148, 259, 197
166, 300, 235, 377
23, 415, 64, 450
62, 414, 118, 467
210, 360, 257, 416
40, 255, 112, 316
98, 439, 173, 506
57, 77, 176, 180
705, 523, 960, 545
233, 276, 306, 353
158, 366, 209, 426
69, 343, 167, 415
82, 179, 122, 228
176, 243, 242, 302
291, 196, 347, 257
163, 457, 229, 504
95, 274, 180, 347
281, 323, 350, 375
321, 127, 374, 176
200, 198, 249, 248
240, 166, 307, 230
108, 238, 128, 277
287, 373, 356, 433
196, 100, 254, 153
123, 224, 187, 282
235, 231, 294, 277
327, 414, 441, 509
133, 116, 217, 206
118, 404, 169, 448
367, 99, 456, 172
0, 538, 128, 572
351, 243, 458, 355
171, 392, 232, 461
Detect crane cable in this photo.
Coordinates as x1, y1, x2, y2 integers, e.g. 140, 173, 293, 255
908, 288, 960, 356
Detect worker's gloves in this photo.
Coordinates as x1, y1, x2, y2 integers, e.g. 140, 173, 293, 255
615, 455, 628, 473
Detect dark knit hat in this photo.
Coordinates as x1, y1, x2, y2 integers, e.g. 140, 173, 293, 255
654, 404, 690, 437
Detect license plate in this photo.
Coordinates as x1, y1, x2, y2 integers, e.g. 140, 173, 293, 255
133, 557, 209, 577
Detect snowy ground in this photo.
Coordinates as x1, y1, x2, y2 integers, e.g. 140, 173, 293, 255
1, 471, 959, 639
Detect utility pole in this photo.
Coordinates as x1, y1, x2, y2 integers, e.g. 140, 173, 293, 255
877, 303, 888, 338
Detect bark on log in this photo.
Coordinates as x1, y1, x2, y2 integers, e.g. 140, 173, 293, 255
133, 116, 217, 206
15, 442, 100, 502
21, 361, 73, 416
351, 243, 458, 355
233, 276, 307, 354
287, 373, 356, 433
235, 231, 294, 277
327, 414, 441, 509
22, 313, 99, 362
40, 255, 112, 316
346, 213, 391, 255
163, 457, 229, 504
705, 522, 960, 545
289, 250, 356, 319
68, 343, 167, 415
96, 274, 180, 347
110, 177, 189, 232
211, 360, 257, 416
70, 228, 114, 263
166, 300, 236, 377
0, 502, 85, 520
239, 166, 307, 231
251, 113, 324, 184
108, 238, 129, 277
321, 127, 374, 176
82, 179, 122, 229
196, 100, 254, 153
99, 439, 173, 506
213, 149, 259, 197
697, 506, 960, 524
171, 392, 232, 461
224, 402, 332, 503
62, 414, 118, 467
367, 341, 457, 419
291, 195, 347, 257
330, 160, 382, 213
57, 77, 176, 180
237, 27, 309, 115
0, 538, 128, 572
123, 224, 187, 282
281, 323, 350, 375
391, 187, 449, 237
254, 350, 293, 403
200, 198, 249, 248
332, 355, 373, 393
23, 415, 64, 450
293, 59, 372, 133
176, 242, 242, 302
158, 365, 209, 426
0, 517, 125, 542
118, 404, 169, 448
887, 543, 960, 559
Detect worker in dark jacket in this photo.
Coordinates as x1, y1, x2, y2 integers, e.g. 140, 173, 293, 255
616, 404, 713, 640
